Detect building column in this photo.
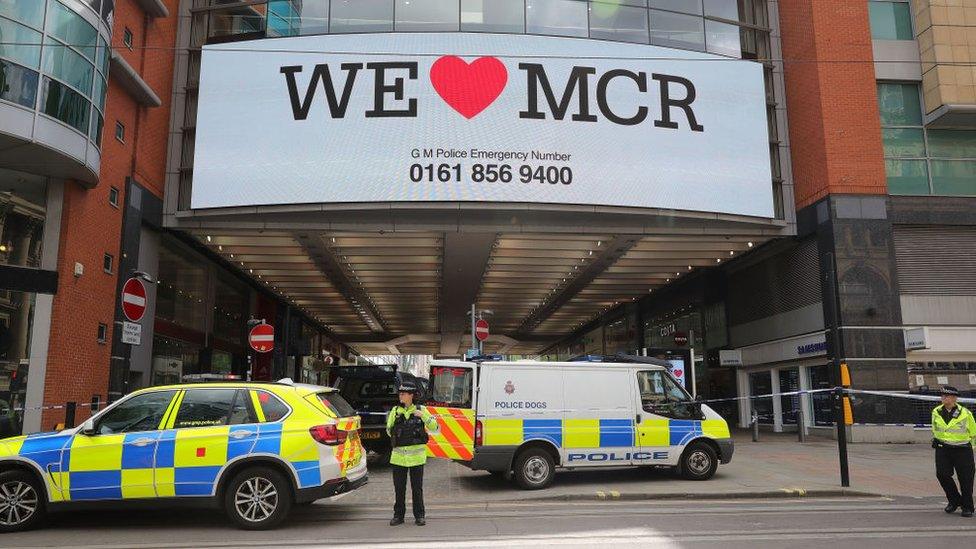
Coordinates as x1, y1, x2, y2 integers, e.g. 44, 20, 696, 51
770, 368, 783, 433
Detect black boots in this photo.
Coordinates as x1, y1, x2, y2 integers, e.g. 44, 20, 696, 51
390, 516, 404, 526
946, 503, 959, 513
415, 517, 426, 526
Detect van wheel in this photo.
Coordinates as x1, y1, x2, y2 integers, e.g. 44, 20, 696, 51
513, 449, 555, 490
680, 442, 718, 481
224, 466, 293, 530
0, 470, 46, 533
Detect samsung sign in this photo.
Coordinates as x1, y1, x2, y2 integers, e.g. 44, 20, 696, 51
192, 33, 773, 217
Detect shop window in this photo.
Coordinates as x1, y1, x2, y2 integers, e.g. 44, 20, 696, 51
869, 0, 913, 41
97, 322, 108, 343
461, 0, 524, 33
108, 186, 120, 207
395, 0, 459, 31
102, 253, 113, 274
748, 371, 772, 423
155, 239, 208, 333
879, 82, 976, 196
123, 27, 133, 49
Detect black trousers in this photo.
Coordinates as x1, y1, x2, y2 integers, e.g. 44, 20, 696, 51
936, 445, 975, 511
392, 464, 425, 519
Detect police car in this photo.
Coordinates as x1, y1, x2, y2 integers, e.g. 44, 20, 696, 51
0, 379, 367, 532
425, 355, 733, 489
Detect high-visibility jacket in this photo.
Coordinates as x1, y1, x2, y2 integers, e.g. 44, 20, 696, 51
932, 404, 976, 446
386, 405, 439, 467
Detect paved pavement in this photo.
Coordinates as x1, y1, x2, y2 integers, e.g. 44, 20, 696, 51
354, 430, 942, 505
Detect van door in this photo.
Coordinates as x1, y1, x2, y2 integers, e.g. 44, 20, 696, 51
562, 369, 639, 467
425, 365, 475, 461
635, 370, 700, 466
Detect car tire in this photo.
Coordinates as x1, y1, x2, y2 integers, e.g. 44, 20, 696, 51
0, 470, 46, 533
513, 448, 555, 490
679, 441, 718, 481
224, 466, 293, 530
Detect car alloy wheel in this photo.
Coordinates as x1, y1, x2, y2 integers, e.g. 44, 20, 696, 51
0, 480, 38, 527
523, 456, 550, 485
687, 450, 712, 476
234, 476, 279, 523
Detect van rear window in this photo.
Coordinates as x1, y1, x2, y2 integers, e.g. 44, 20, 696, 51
316, 392, 357, 417
430, 367, 473, 408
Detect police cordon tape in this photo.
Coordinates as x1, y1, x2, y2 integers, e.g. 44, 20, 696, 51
700, 387, 975, 405
6, 401, 101, 414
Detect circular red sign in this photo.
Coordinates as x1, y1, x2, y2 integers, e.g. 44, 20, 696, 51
475, 319, 490, 341
121, 278, 148, 322
249, 323, 275, 353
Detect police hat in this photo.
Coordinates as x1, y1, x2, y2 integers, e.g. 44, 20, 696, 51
397, 380, 418, 393
940, 386, 960, 396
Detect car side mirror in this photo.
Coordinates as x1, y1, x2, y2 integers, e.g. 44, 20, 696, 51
80, 419, 96, 436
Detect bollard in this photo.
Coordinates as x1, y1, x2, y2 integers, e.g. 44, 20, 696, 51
64, 401, 77, 429
797, 405, 806, 443
751, 410, 759, 442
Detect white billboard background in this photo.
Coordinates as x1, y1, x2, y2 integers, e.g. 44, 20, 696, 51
192, 33, 773, 218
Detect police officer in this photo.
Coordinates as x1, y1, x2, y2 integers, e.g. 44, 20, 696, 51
386, 378, 439, 526
932, 386, 976, 517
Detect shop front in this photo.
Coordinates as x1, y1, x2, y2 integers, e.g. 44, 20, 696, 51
732, 331, 831, 432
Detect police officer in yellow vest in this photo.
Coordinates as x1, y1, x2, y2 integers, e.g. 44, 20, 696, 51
932, 386, 976, 517
386, 378, 439, 526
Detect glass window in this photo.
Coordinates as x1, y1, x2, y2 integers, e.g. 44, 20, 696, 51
297, 1, 330, 35
589, 3, 649, 43
869, 1, 913, 40
704, 18, 740, 57
0, 59, 39, 108
316, 392, 357, 417
931, 160, 976, 196
47, 1, 98, 61
396, 0, 459, 31
0, 17, 43, 69
330, 0, 394, 33
877, 82, 922, 126
808, 365, 834, 426
228, 389, 257, 424
429, 366, 473, 407
253, 390, 290, 422
461, 0, 524, 32
151, 335, 201, 387
212, 273, 248, 347
41, 76, 90, 133
649, 9, 704, 50
637, 370, 698, 419
155, 238, 208, 332
748, 371, 772, 423
95, 35, 108, 75
173, 388, 239, 428
0, 0, 46, 28
885, 159, 929, 195
650, 0, 702, 14
526, 0, 589, 38
92, 73, 105, 111
702, 0, 737, 20
882, 128, 925, 158
927, 129, 976, 158
43, 39, 94, 96
95, 390, 177, 434
90, 108, 103, 143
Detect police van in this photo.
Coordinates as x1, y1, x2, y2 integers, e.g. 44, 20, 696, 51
424, 355, 733, 489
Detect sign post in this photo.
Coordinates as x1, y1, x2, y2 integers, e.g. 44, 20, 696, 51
249, 323, 275, 353
120, 277, 148, 346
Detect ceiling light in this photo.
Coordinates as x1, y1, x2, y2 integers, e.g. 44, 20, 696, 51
597, 241, 602, 246
206, 235, 212, 243
729, 250, 734, 256
747, 241, 754, 248
715, 258, 721, 263
687, 265, 692, 270
218, 245, 223, 251
229, 253, 234, 258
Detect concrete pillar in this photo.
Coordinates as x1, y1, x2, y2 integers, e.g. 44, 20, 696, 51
770, 368, 783, 433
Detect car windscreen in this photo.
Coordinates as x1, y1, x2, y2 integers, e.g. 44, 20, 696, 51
316, 392, 357, 418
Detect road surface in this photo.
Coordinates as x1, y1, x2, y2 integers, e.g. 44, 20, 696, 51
5, 495, 973, 548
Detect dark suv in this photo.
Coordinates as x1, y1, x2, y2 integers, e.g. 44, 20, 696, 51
334, 366, 428, 462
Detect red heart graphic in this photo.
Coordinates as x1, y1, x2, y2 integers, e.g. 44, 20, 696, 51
430, 56, 508, 119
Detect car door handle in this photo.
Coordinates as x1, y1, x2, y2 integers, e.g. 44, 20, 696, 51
230, 430, 254, 439
131, 437, 156, 447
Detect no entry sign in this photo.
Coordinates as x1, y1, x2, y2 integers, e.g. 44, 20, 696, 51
249, 323, 275, 353
475, 319, 490, 342
121, 278, 147, 322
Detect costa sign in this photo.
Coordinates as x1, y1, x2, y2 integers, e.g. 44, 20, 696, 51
193, 33, 772, 217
